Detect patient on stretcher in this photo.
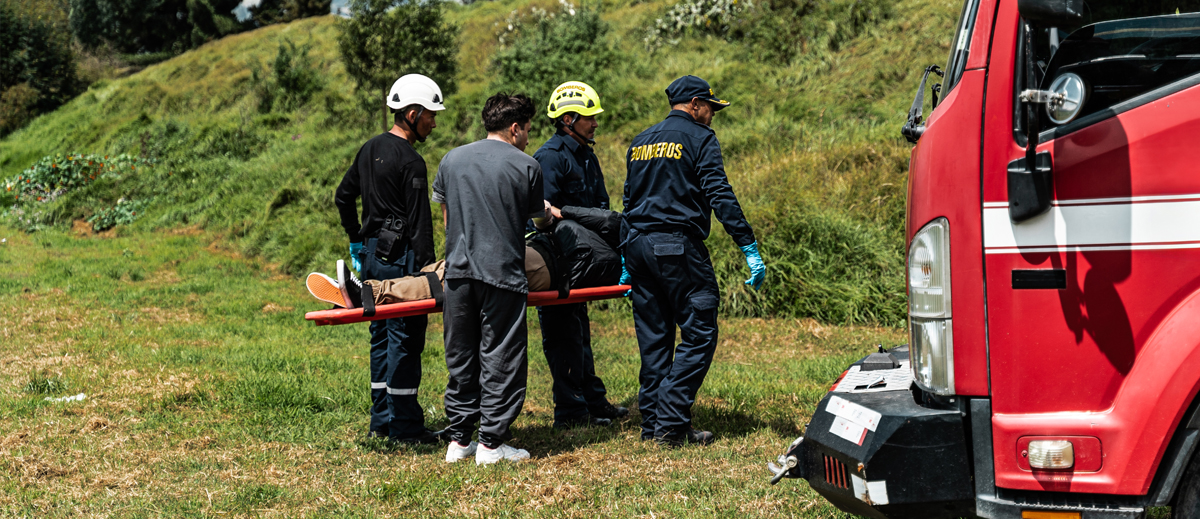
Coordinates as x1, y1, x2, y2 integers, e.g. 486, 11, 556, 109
306, 206, 624, 309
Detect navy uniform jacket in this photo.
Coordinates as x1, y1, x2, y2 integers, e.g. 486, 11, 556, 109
623, 110, 755, 247
533, 130, 609, 210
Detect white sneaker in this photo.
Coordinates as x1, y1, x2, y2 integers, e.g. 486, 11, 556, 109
336, 259, 364, 308
475, 443, 530, 465
445, 441, 478, 463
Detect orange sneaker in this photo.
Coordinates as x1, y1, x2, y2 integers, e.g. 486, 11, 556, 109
306, 272, 345, 308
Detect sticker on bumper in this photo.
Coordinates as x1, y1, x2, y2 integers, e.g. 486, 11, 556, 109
826, 395, 882, 430
830, 416, 868, 445
826, 396, 881, 446
852, 475, 890, 505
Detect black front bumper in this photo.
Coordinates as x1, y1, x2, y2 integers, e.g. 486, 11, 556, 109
778, 389, 975, 519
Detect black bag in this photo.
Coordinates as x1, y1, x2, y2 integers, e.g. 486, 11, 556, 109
374, 215, 408, 263
553, 219, 622, 289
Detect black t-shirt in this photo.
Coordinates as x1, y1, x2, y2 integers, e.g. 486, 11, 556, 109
432, 139, 544, 293
334, 132, 435, 266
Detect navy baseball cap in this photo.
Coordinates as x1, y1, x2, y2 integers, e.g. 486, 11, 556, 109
665, 75, 731, 110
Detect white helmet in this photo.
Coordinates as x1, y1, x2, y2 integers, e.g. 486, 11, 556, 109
386, 74, 445, 111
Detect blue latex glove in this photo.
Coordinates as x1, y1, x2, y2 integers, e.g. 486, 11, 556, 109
741, 241, 766, 291
349, 242, 364, 272
619, 256, 632, 297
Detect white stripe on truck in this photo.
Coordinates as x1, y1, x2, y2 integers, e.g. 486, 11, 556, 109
983, 196, 1200, 254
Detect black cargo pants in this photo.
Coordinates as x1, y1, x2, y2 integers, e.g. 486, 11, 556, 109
625, 231, 720, 440
538, 302, 609, 424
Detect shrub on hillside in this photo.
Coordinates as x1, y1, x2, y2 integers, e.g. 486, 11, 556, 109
740, 0, 892, 65
68, 0, 248, 55
490, 0, 616, 136
337, 0, 458, 129
643, 0, 753, 52
253, 40, 326, 113
249, 0, 331, 26
4, 153, 148, 202
3, 152, 160, 232
714, 202, 906, 326
89, 197, 151, 231
0, 3, 81, 136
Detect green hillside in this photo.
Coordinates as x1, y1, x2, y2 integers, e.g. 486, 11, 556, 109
0, 0, 960, 325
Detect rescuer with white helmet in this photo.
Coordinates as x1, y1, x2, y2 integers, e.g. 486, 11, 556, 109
385, 74, 446, 142
532, 81, 629, 429
334, 73, 446, 445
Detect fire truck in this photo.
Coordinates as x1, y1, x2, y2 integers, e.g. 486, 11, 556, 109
767, 0, 1200, 517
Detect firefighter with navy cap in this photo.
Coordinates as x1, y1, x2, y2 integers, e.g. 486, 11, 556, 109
334, 74, 446, 445
533, 81, 629, 429
622, 75, 766, 447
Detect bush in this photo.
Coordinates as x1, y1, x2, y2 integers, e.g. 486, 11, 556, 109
3, 153, 153, 204
490, 0, 617, 135
249, 0, 331, 26
714, 202, 906, 326
68, 0, 247, 55
0, 3, 80, 135
337, 0, 458, 129
644, 0, 753, 51
88, 197, 151, 231
739, 0, 892, 65
0, 83, 39, 135
252, 39, 326, 113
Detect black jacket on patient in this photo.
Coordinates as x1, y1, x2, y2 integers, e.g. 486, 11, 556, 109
553, 207, 624, 289
559, 206, 623, 252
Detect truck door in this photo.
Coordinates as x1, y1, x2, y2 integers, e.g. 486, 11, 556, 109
981, 1, 1200, 494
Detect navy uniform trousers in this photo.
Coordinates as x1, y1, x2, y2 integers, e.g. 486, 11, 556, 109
361, 238, 429, 440
625, 230, 720, 440
538, 303, 608, 423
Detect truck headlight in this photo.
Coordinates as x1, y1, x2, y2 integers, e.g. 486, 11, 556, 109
908, 218, 954, 395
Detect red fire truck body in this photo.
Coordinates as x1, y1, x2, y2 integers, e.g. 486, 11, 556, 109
771, 0, 1200, 517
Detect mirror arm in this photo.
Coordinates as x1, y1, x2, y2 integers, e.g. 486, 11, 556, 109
1023, 21, 1041, 173
901, 65, 944, 144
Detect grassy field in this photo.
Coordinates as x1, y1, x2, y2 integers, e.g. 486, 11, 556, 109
1, 0, 951, 515
0, 0, 963, 326
0, 224, 904, 517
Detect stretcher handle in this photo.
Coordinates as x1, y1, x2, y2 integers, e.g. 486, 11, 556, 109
304, 285, 631, 326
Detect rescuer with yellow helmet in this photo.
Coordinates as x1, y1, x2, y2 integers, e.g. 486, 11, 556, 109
533, 81, 629, 428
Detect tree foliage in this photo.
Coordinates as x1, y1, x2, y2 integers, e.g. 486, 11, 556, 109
252, 39, 326, 113
0, 3, 80, 135
68, 0, 248, 54
336, 0, 459, 104
490, 3, 616, 134
248, 0, 331, 27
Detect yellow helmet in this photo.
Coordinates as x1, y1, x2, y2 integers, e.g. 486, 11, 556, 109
547, 81, 604, 119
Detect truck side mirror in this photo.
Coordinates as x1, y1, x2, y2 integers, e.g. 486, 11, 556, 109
1017, 0, 1083, 26
900, 65, 943, 144
1009, 16, 1064, 223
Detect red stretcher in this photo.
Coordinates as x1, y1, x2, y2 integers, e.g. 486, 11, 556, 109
305, 285, 631, 326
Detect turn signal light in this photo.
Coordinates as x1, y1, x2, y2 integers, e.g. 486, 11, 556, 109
1028, 440, 1074, 469
1022, 512, 1081, 519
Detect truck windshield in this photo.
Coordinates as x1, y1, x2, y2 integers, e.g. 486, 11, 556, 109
1028, 2, 1200, 126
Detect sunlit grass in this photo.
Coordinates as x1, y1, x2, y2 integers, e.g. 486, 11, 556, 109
0, 0, 960, 326
0, 225, 905, 517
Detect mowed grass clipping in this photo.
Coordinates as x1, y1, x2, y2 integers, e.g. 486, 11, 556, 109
0, 225, 902, 517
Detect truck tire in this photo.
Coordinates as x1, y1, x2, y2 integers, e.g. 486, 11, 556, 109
1175, 447, 1200, 518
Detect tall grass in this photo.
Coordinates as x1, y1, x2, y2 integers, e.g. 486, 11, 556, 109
0, 0, 960, 326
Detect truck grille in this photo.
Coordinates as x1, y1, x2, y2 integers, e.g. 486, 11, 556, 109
823, 454, 850, 489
